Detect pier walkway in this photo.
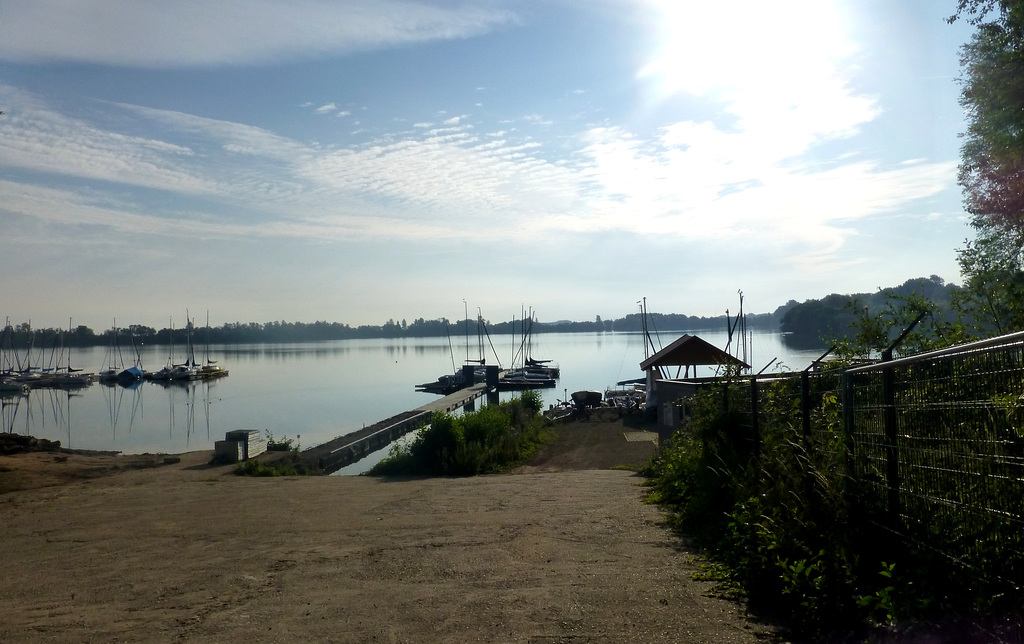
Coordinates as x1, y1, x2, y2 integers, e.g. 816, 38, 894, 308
300, 383, 491, 473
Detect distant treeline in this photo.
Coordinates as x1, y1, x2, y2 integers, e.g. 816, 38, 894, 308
1, 310, 781, 349
2, 276, 960, 350
777, 275, 960, 348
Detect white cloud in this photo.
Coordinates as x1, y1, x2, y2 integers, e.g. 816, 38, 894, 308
0, 0, 519, 68
0, 88, 579, 242
0, 61, 958, 273
519, 95, 955, 284
0, 95, 219, 195
314, 103, 338, 114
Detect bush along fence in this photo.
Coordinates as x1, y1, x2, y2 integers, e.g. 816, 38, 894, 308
645, 330, 1024, 637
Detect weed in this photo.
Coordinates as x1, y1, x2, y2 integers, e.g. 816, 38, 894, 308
265, 430, 298, 451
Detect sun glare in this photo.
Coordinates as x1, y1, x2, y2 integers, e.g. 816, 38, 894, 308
636, 0, 857, 105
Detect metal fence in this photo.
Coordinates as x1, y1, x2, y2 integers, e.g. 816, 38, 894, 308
732, 331, 1024, 592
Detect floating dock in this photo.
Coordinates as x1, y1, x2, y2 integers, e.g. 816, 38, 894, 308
300, 383, 490, 474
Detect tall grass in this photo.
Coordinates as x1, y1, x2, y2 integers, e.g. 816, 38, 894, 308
368, 391, 549, 476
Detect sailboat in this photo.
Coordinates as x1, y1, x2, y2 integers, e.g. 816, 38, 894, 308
1, 319, 25, 393
149, 318, 176, 381
169, 314, 202, 381
52, 320, 92, 389
497, 308, 558, 390
97, 321, 125, 383
117, 325, 146, 383
11, 322, 45, 387
416, 316, 467, 394
199, 312, 228, 379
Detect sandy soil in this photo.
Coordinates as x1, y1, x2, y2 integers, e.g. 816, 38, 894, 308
0, 410, 778, 643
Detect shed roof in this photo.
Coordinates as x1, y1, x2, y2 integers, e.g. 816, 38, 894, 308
639, 334, 749, 371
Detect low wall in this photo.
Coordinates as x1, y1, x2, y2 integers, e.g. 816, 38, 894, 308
308, 411, 431, 474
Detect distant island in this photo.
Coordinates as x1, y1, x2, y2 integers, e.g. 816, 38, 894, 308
2, 276, 959, 350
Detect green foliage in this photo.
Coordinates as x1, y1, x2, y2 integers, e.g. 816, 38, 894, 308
955, 218, 1024, 334
949, 2, 1024, 334
824, 222, 1024, 356
518, 389, 543, 414
779, 277, 962, 351
829, 291, 967, 361
780, 293, 864, 346
265, 430, 297, 451
801, 227, 1024, 360
954, 1, 1024, 233
643, 376, 953, 638
368, 395, 550, 476
857, 562, 898, 625
644, 362, 1024, 639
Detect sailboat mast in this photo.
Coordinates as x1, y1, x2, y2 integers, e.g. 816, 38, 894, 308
185, 310, 196, 367
476, 308, 484, 364
205, 311, 212, 365
639, 299, 650, 361
67, 318, 74, 372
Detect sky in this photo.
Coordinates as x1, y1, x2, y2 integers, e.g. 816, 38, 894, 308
0, 0, 978, 331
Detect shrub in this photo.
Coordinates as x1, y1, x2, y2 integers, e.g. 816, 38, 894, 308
644, 378, 868, 638
369, 394, 550, 476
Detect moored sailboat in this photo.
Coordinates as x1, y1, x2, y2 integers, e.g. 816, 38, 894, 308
168, 313, 202, 381
199, 311, 228, 379
117, 325, 146, 383
48, 320, 93, 389
97, 321, 125, 383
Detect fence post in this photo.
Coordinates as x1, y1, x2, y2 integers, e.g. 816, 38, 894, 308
876, 310, 925, 522
801, 370, 811, 438
750, 376, 760, 458
841, 369, 855, 478
881, 349, 901, 519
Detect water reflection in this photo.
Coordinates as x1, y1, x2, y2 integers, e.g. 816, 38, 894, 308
17, 388, 82, 448
220, 345, 354, 361
1, 392, 27, 435
218, 339, 454, 361
2, 331, 825, 455
4, 379, 223, 451
101, 381, 144, 440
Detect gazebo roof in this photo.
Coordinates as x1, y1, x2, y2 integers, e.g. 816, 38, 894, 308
639, 334, 749, 371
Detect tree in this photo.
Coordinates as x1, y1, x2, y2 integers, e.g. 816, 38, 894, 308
953, 1, 1024, 232
955, 217, 1024, 333
946, 2, 1024, 335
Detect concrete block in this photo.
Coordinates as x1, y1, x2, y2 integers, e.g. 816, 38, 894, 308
215, 440, 244, 463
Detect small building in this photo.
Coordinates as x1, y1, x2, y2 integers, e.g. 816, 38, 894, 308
639, 334, 748, 430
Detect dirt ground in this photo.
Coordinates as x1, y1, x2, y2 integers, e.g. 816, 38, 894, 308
0, 409, 780, 643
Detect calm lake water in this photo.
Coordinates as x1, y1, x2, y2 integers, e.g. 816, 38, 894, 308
1, 330, 824, 467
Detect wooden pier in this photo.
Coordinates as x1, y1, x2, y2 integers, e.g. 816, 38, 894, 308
300, 383, 491, 474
